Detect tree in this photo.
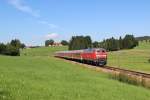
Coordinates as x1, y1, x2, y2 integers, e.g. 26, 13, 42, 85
122, 35, 138, 49
10, 39, 21, 49
21, 43, 26, 49
119, 36, 123, 49
45, 39, 54, 46
5, 44, 20, 56
49, 39, 54, 45
0, 43, 6, 54
85, 36, 92, 48
104, 37, 119, 51
93, 41, 99, 48
0, 39, 25, 56
69, 36, 92, 50
45, 40, 50, 47
61, 40, 68, 45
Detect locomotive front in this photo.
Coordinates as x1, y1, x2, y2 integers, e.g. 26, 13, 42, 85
94, 48, 107, 66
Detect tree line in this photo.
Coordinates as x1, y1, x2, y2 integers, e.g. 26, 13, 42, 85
68, 34, 138, 51
96, 35, 139, 51
69, 36, 92, 50
0, 39, 25, 56
45, 39, 69, 46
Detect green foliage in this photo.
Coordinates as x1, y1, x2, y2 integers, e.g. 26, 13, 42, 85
69, 36, 92, 50
92, 41, 99, 48
61, 40, 69, 45
68, 34, 138, 51
0, 39, 24, 56
21, 43, 26, 49
122, 35, 138, 49
98, 34, 138, 51
119, 36, 123, 49
10, 39, 22, 49
136, 36, 150, 41
5, 44, 20, 56
45, 39, 54, 46
105, 37, 119, 51
0, 43, 6, 54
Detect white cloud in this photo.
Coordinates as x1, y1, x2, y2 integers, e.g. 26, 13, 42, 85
44, 33, 59, 39
7, 0, 40, 17
38, 20, 58, 29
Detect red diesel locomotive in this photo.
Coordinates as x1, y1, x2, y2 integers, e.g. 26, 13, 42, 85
55, 48, 107, 66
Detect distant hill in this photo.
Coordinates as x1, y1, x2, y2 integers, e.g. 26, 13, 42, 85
136, 36, 150, 41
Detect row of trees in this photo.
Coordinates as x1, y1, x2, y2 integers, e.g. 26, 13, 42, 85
68, 34, 138, 51
45, 39, 69, 46
45, 34, 138, 51
96, 35, 139, 51
69, 36, 92, 50
0, 39, 25, 56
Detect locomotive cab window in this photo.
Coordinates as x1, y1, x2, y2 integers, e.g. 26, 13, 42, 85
96, 49, 106, 53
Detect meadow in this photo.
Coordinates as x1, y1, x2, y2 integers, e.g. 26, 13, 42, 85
108, 41, 150, 73
21, 46, 68, 56
0, 43, 150, 100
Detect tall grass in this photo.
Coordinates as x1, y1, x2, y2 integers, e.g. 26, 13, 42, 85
109, 72, 150, 89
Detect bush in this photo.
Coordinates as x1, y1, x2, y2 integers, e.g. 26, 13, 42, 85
4, 44, 20, 56
0, 39, 24, 56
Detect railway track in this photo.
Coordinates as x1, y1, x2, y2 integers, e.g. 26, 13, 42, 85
104, 66, 150, 78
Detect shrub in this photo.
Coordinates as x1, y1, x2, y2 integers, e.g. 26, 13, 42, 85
0, 43, 6, 54
5, 44, 20, 56
0, 39, 24, 56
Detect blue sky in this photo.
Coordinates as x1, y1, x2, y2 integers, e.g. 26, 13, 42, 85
0, 0, 150, 46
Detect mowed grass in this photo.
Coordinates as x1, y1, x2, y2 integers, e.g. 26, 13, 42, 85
21, 46, 68, 56
0, 46, 150, 100
108, 42, 150, 73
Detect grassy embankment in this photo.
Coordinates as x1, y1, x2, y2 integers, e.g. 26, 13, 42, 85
108, 41, 150, 73
0, 45, 150, 100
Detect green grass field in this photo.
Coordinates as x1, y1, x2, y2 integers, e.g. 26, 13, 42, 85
21, 46, 68, 56
108, 41, 150, 73
0, 45, 150, 100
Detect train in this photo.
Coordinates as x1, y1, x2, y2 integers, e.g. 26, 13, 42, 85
55, 48, 107, 66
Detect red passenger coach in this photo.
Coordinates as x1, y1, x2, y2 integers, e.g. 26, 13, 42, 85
55, 48, 107, 66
